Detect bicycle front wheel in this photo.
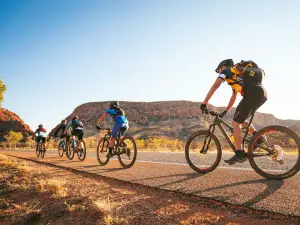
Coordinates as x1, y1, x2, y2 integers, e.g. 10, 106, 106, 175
118, 136, 137, 169
58, 140, 64, 157
185, 130, 222, 173
77, 140, 87, 161
97, 138, 110, 165
248, 125, 300, 180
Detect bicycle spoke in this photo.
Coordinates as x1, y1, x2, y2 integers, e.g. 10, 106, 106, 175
185, 130, 221, 173
118, 136, 137, 168
97, 138, 110, 165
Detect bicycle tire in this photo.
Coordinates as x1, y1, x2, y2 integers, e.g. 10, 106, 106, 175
58, 140, 64, 157
97, 138, 110, 165
248, 125, 300, 180
67, 141, 75, 160
185, 130, 222, 173
77, 140, 87, 161
118, 136, 137, 169
40, 143, 46, 158
36, 144, 40, 157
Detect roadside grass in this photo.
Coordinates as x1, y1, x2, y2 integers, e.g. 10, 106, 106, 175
0, 154, 129, 224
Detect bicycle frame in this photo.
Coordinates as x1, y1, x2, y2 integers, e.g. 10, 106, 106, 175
207, 112, 256, 153
102, 129, 125, 155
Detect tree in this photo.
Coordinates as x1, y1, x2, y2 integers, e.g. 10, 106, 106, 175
0, 78, 6, 106
5, 131, 23, 149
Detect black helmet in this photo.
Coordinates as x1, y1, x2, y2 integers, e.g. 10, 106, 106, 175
110, 101, 119, 108
72, 116, 78, 120
61, 119, 67, 124
38, 124, 43, 128
215, 59, 234, 73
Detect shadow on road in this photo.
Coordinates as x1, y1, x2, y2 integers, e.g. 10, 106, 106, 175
191, 178, 284, 207
131, 172, 204, 190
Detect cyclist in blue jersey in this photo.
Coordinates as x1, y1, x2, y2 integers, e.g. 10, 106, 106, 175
96, 101, 129, 158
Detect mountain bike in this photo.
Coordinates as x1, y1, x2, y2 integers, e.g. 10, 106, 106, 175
66, 136, 87, 161
185, 110, 300, 179
96, 127, 137, 168
57, 137, 67, 157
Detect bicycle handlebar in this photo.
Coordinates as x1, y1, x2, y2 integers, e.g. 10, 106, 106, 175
202, 110, 220, 117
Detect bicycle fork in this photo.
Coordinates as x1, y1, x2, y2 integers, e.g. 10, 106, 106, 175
200, 125, 216, 154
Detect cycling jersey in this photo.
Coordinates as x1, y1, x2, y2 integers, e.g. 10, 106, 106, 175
105, 108, 129, 126
34, 128, 47, 143
218, 68, 243, 95
66, 120, 84, 131
35, 128, 47, 137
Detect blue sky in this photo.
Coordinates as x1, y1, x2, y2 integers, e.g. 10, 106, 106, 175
1, 0, 300, 131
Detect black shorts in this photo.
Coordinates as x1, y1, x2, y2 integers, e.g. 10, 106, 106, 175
233, 85, 267, 123
66, 128, 84, 141
36, 136, 46, 143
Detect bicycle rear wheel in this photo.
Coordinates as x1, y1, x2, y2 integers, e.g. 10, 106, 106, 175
77, 140, 86, 161
40, 143, 46, 158
248, 125, 300, 179
185, 130, 222, 173
97, 138, 110, 165
36, 144, 40, 157
118, 136, 137, 169
58, 140, 64, 157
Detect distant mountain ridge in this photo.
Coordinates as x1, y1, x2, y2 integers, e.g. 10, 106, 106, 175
49, 101, 300, 140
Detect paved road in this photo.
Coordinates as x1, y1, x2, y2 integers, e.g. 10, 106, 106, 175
2, 150, 300, 217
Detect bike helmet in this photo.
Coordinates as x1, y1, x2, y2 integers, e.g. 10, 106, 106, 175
61, 119, 67, 123
215, 59, 234, 73
38, 124, 43, 128
72, 116, 78, 120
110, 101, 120, 108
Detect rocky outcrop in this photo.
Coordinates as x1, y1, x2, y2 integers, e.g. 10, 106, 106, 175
49, 101, 300, 140
0, 108, 33, 141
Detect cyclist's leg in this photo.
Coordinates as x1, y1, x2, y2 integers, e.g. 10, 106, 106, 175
226, 98, 253, 164
41, 137, 46, 149
226, 89, 267, 164
120, 124, 129, 137
107, 124, 121, 157
110, 124, 121, 146
76, 129, 84, 141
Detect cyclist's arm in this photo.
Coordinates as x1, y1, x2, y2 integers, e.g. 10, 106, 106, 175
202, 78, 223, 104
97, 113, 108, 126
225, 91, 237, 111
63, 122, 72, 134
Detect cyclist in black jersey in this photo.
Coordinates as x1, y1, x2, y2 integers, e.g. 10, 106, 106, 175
53, 119, 67, 142
201, 59, 267, 164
